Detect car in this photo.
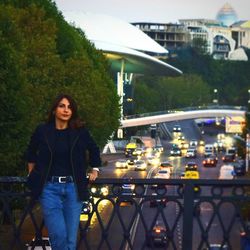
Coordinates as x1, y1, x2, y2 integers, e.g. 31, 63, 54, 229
154, 145, 164, 153
146, 221, 168, 247
26, 237, 51, 250
159, 161, 174, 174
222, 153, 235, 163
90, 184, 109, 196
81, 200, 93, 214
172, 125, 181, 133
182, 170, 200, 193
149, 193, 167, 207
147, 156, 160, 166
203, 155, 218, 167
132, 147, 144, 157
170, 147, 182, 156
115, 159, 128, 169
185, 148, 197, 158
185, 162, 198, 171
151, 170, 170, 189
155, 169, 171, 179
233, 160, 246, 176
189, 139, 198, 147
134, 160, 147, 171
117, 183, 136, 206
126, 157, 137, 168
219, 164, 235, 179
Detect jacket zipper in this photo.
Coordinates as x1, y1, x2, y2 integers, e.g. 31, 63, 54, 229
70, 135, 79, 195
44, 134, 53, 183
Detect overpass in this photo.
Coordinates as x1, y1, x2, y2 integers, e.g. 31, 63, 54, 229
121, 106, 246, 128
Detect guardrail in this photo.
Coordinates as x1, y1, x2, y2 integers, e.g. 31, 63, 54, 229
1, 177, 250, 250
124, 105, 247, 120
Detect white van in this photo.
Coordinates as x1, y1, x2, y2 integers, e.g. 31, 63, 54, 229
204, 144, 214, 157
219, 165, 235, 179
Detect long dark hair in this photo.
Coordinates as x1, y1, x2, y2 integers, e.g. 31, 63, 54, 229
47, 94, 84, 129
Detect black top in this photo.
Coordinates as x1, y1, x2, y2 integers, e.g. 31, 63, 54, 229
48, 128, 72, 177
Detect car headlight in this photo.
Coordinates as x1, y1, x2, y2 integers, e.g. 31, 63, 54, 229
91, 187, 97, 194
101, 186, 109, 196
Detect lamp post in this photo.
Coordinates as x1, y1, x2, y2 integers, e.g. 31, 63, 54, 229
213, 88, 218, 104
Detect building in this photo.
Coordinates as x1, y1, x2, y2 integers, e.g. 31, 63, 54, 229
132, 4, 249, 61
132, 22, 189, 55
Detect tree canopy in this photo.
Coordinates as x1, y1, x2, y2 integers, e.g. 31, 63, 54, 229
0, 0, 120, 175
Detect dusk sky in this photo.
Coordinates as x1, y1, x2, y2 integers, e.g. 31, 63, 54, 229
54, 0, 250, 23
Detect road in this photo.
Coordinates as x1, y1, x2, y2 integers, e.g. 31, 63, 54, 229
79, 121, 244, 250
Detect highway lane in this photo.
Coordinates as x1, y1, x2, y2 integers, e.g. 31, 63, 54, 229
81, 126, 244, 249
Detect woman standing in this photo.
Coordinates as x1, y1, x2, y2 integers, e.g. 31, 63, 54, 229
26, 94, 101, 250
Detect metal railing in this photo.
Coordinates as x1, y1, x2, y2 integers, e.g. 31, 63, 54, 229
1, 177, 250, 250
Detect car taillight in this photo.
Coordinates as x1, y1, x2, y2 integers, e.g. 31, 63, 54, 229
202, 161, 205, 164
211, 161, 214, 164
155, 228, 161, 233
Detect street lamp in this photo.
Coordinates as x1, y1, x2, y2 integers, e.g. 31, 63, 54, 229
213, 88, 218, 104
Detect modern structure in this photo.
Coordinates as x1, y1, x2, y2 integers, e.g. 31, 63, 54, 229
63, 12, 182, 138
216, 3, 238, 27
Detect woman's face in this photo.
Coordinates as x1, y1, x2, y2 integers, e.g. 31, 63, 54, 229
54, 98, 72, 123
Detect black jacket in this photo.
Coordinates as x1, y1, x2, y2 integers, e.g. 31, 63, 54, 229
26, 122, 101, 200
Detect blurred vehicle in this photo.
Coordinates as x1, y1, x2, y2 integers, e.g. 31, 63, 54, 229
182, 170, 200, 193
204, 144, 215, 157
126, 157, 137, 168
117, 183, 135, 205
132, 147, 144, 157
177, 135, 185, 141
233, 160, 246, 176
26, 237, 51, 250
170, 146, 182, 156
219, 165, 235, 179
155, 170, 171, 179
227, 147, 237, 157
134, 160, 147, 171
189, 139, 198, 147
149, 193, 167, 207
222, 153, 235, 163
185, 148, 197, 158
180, 141, 189, 149
125, 141, 137, 157
81, 199, 93, 215
90, 184, 109, 196
173, 125, 181, 133
146, 221, 167, 247
180, 171, 185, 179
203, 155, 218, 167
154, 145, 164, 153
159, 161, 174, 174
185, 162, 198, 171
115, 159, 128, 169
147, 156, 160, 166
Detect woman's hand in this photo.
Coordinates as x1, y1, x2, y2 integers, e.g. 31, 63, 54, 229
88, 169, 99, 181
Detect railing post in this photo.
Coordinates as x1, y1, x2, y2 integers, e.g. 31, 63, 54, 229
182, 180, 194, 250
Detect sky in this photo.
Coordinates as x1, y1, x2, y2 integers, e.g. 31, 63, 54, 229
54, 0, 250, 23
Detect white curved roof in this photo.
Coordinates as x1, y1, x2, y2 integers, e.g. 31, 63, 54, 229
64, 12, 182, 76
64, 12, 167, 54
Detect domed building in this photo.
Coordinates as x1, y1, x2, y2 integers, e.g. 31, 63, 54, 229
216, 3, 238, 26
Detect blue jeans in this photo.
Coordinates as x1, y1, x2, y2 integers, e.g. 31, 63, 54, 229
39, 182, 82, 250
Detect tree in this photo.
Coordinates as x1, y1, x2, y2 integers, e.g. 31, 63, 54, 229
0, 2, 120, 175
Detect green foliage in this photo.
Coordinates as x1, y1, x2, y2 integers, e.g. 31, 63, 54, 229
133, 74, 211, 113
0, 1, 120, 175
